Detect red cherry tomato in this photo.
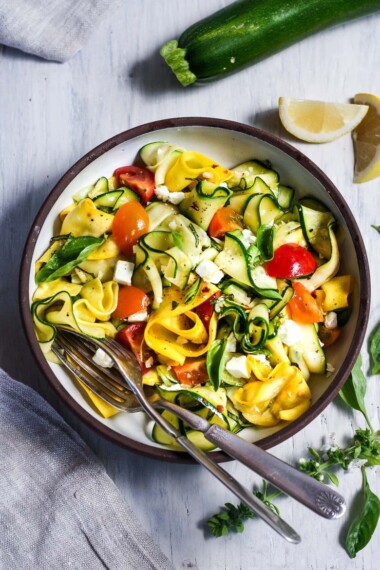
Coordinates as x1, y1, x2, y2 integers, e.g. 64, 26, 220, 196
115, 322, 155, 373
266, 243, 317, 278
112, 285, 149, 320
114, 165, 155, 203
172, 358, 209, 386
195, 292, 221, 328
288, 282, 324, 323
208, 207, 243, 238
112, 202, 149, 254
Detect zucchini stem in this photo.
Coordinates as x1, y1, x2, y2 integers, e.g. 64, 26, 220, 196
160, 40, 197, 87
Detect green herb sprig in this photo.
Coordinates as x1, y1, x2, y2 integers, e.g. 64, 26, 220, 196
207, 324, 380, 558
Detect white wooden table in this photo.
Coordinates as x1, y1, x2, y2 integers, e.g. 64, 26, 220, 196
1, 2, 379, 568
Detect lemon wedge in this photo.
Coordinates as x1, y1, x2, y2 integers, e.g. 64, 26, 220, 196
352, 93, 380, 183
278, 97, 369, 143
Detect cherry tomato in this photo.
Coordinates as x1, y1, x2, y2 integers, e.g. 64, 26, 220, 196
112, 202, 149, 254
288, 282, 324, 323
112, 285, 149, 320
195, 292, 221, 328
115, 322, 155, 373
208, 207, 243, 238
318, 325, 341, 346
114, 165, 155, 203
266, 243, 317, 278
173, 358, 209, 386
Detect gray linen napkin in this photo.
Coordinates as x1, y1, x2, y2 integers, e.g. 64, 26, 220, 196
0, 0, 121, 62
0, 368, 175, 570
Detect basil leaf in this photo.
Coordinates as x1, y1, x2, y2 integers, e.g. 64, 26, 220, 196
206, 339, 226, 391
345, 469, 380, 558
36, 236, 104, 283
339, 355, 372, 430
369, 324, 380, 375
256, 224, 274, 261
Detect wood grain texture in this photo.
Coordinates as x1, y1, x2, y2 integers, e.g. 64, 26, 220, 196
0, 2, 379, 568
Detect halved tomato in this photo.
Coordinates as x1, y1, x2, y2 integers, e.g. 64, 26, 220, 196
112, 202, 149, 254
288, 282, 324, 323
195, 291, 221, 328
208, 207, 243, 238
173, 358, 209, 386
112, 285, 149, 320
266, 243, 317, 279
114, 165, 155, 203
318, 325, 341, 346
115, 322, 155, 373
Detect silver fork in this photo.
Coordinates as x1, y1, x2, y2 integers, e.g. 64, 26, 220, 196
52, 328, 346, 540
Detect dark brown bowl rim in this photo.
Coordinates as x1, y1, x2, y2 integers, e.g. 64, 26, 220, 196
19, 117, 371, 463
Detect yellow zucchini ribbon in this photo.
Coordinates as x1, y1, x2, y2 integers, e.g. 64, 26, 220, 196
32, 278, 118, 359
144, 282, 219, 365
229, 362, 311, 427
165, 151, 233, 191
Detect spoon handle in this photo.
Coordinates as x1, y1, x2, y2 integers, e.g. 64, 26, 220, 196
159, 399, 346, 520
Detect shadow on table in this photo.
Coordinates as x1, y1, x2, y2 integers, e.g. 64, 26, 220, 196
128, 47, 189, 97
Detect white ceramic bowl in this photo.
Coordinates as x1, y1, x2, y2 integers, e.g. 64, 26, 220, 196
20, 118, 370, 463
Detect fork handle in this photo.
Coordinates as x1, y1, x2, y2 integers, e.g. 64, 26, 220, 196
159, 423, 301, 544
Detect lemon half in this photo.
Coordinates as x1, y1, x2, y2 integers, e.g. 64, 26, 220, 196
352, 93, 380, 183
279, 97, 369, 143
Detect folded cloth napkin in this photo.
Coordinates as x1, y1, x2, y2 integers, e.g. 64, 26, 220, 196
0, 368, 175, 570
0, 0, 120, 62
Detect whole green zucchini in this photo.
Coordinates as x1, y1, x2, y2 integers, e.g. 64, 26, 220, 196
160, 0, 380, 86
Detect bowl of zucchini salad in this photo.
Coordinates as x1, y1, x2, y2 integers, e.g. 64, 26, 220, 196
21, 118, 370, 461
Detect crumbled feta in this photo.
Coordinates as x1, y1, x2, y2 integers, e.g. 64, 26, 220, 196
154, 185, 170, 201
214, 296, 225, 314
226, 333, 237, 353
168, 220, 178, 230
278, 320, 302, 346
113, 260, 134, 286
240, 228, 257, 249
145, 357, 154, 369
92, 348, 114, 369
251, 353, 271, 367
202, 171, 213, 179
219, 182, 228, 188
226, 355, 250, 379
154, 184, 185, 205
195, 259, 224, 284
128, 310, 148, 322
326, 362, 335, 374
324, 312, 338, 329
168, 192, 185, 205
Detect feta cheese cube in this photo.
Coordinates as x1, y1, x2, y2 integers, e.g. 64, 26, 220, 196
226, 355, 250, 379
326, 362, 335, 374
113, 260, 134, 286
144, 357, 154, 369
128, 310, 148, 322
92, 348, 114, 369
324, 311, 338, 329
195, 259, 224, 284
226, 333, 237, 353
278, 320, 302, 346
